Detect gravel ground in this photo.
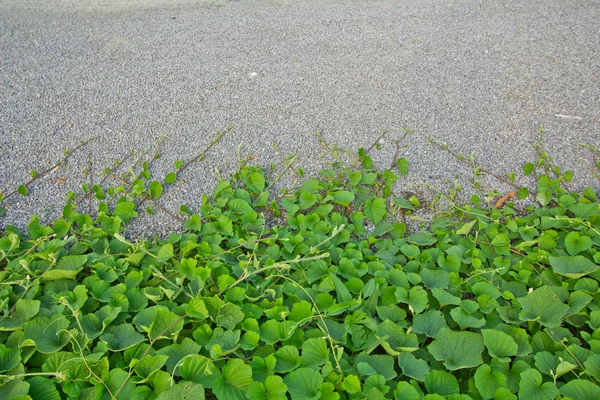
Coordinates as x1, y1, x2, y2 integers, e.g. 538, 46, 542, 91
1, 0, 599, 235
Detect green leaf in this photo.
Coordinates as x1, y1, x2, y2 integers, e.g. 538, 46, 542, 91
0, 379, 29, 398
22, 316, 70, 353
27, 376, 61, 400
100, 368, 136, 400
393, 196, 415, 210
494, 387, 517, 400
282, 197, 300, 216
363, 375, 387, 397
412, 310, 448, 338
559, 379, 600, 400
274, 345, 301, 373
186, 298, 209, 320
494, 325, 532, 356
420, 269, 449, 289
149, 308, 184, 341
184, 214, 202, 231
401, 244, 420, 258
301, 338, 329, 368
431, 288, 461, 306
283, 367, 323, 400
517, 187, 529, 199
100, 214, 121, 234
399, 352, 430, 381
114, 200, 138, 222
456, 220, 476, 235
394, 381, 421, 400
332, 191, 355, 207
347, 171, 362, 185
247, 375, 288, 400
518, 369, 558, 400
228, 198, 253, 214
149, 181, 164, 199
407, 232, 437, 246
397, 158, 409, 176
0, 347, 21, 371
289, 301, 314, 322
250, 355, 277, 383
534, 351, 576, 379
584, 354, 600, 381
260, 320, 296, 345
100, 323, 145, 351
156, 382, 205, 399
205, 327, 240, 354
165, 172, 177, 184
0, 299, 40, 331
569, 202, 599, 218
517, 286, 569, 327
482, 329, 519, 362
355, 354, 397, 380
424, 370, 459, 396
148, 370, 172, 394
157, 243, 175, 263
40, 267, 81, 282
247, 172, 266, 193
93, 184, 106, 200
564, 232, 592, 255
341, 374, 362, 394
377, 320, 419, 352
474, 364, 507, 400
134, 355, 169, 379
213, 359, 254, 400
299, 191, 317, 210
523, 163, 535, 175
216, 303, 245, 330
428, 328, 484, 370
240, 331, 260, 350
180, 355, 222, 389
18, 185, 28, 196
548, 255, 598, 279
395, 286, 428, 314
364, 198, 387, 225
58, 254, 88, 270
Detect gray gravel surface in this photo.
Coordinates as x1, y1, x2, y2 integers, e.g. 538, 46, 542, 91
1, 0, 599, 235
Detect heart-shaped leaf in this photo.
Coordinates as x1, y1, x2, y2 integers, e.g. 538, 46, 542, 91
518, 369, 558, 400
428, 328, 484, 370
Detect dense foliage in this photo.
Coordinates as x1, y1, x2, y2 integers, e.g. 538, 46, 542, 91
1, 148, 599, 399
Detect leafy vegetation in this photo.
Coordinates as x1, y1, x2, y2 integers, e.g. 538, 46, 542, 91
0, 132, 599, 399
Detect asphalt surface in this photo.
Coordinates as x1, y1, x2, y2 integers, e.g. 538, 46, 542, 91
1, 0, 599, 235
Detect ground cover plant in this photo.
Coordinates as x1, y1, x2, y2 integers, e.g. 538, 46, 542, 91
0, 133, 599, 399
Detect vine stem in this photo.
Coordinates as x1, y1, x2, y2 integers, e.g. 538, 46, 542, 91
221, 253, 330, 293
62, 301, 114, 398
272, 274, 345, 378
551, 216, 600, 237
75, 150, 134, 207
0, 372, 66, 380
176, 125, 233, 174
429, 138, 522, 190
475, 234, 556, 287
548, 331, 597, 385
265, 153, 298, 191
387, 129, 410, 171
87, 154, 93, 215
144, 195, 185, 222
112, 315, 187, 399
1, 137, 94, 203
364, 129, 389, 155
